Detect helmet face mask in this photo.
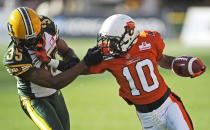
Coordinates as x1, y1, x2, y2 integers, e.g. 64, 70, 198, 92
97, 14, 139, 57
97, 34, 132, 57
19, 33, 43, 50
7, 7, 42, 50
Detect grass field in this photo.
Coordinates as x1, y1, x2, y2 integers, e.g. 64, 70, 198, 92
0, 38, 210, 130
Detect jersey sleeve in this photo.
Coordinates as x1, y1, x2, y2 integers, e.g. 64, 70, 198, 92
154, 31, 165, 60
39, 15, 59, 40
3, 45, 36, 77
88, 61, 107, 74
5, 64, 35, 77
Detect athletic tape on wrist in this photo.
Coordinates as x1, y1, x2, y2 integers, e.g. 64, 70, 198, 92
48, 59, 59, 69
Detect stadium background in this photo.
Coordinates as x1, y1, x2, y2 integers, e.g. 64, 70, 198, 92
0, 0, 209, 129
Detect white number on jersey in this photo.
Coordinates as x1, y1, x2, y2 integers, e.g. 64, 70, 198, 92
123, 59, 159, 96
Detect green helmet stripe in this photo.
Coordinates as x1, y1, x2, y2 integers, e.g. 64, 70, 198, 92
17, 7, 35, 39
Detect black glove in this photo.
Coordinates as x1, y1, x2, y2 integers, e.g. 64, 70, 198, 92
84, 47, 103, 66
57, 57, 80, 71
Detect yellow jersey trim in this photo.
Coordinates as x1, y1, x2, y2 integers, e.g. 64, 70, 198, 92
6, 64, 33, 76
15, 67, 30, 76
6, 64, 32, 68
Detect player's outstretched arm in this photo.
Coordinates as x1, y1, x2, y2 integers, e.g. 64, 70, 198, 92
26, 60, 87, 89
158, 54, 175, 69
25, 47, 103, 89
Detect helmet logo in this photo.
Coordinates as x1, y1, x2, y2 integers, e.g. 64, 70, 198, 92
124, 21, 135, 36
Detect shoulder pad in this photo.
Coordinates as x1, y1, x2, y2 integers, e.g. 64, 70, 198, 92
140, 30, 162, 39
146, 30, 161, 37
3, 44, 33, 67
3, 44, 34, 76
39, 15, 59, 37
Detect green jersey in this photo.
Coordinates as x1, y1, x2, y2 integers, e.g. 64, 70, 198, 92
3, 16, 60, 98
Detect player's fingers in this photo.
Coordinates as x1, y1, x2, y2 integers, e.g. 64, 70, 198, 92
201, 65, 206, 72
191, 66, 206, 78
196, 57, 206, 71
196, 57, 205, 66
191, 71, 203, 78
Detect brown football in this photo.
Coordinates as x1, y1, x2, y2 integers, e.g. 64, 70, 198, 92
172, 56, 203, 77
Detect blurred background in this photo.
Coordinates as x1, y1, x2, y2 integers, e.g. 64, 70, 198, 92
0, 0, 210, 130
1, 0, 210, 43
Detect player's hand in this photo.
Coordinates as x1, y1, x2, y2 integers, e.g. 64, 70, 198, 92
172, 56, 206, 78
35, 43, 50, 63
191, 57, 206, 78
83, 46, 103, 66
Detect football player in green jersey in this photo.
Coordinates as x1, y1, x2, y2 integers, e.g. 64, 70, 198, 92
3, 7, 102, 130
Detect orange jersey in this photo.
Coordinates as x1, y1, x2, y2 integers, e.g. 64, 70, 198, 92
89, 31, 169, 105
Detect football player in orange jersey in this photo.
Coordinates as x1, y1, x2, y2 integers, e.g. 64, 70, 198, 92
87, 14, 206, 130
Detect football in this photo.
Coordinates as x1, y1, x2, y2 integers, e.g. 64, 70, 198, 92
172, 56, 206, 78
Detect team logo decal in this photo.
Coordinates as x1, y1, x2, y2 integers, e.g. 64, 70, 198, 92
139, 42, 151, 51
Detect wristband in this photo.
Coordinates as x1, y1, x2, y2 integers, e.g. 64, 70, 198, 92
48, 59, 59, 69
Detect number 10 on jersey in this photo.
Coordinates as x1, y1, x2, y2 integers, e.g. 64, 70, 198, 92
123, 59, 159, 96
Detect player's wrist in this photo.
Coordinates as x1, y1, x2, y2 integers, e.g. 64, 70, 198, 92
81, 60, 88, 68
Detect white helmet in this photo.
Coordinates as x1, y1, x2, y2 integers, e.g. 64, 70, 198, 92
97, 14, 139, 57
